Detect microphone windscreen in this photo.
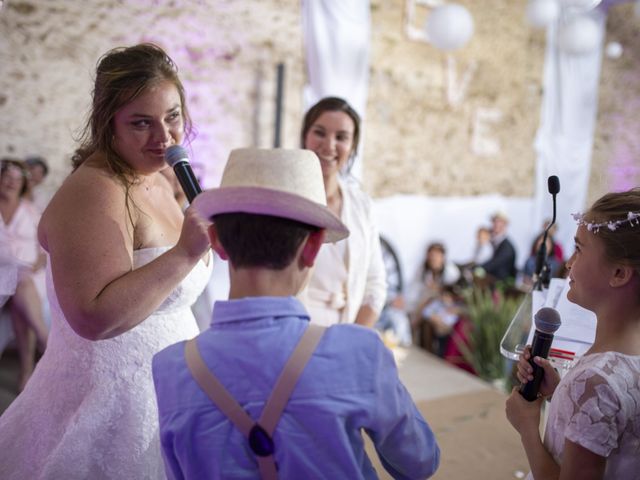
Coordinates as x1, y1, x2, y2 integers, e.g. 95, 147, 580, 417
165, 145, 189, 168
534, 307, 561, 334
547, 175, 560, 195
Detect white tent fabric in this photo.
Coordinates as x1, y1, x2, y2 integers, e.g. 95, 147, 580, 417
532, 8, 606, 255
301, 0, 371, 179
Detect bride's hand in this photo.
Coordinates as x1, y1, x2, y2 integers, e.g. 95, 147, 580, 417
175, 205, 211, 261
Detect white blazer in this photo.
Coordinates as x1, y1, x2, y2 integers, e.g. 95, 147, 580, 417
337, 176, 387, 323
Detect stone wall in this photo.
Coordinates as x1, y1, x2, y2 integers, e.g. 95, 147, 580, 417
366, 0, 545, 196
592, 2, 640, 204
0, 0, 306, 188
0, 0, 637, 202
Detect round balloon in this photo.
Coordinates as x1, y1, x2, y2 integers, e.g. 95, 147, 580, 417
558, 15, 601, 54
426, 4, 474, 51
605, 41, 623, 59
525, 0, 560, 28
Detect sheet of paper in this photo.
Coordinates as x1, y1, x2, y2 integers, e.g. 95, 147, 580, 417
526, 278, 596, 361
553, 279, 597, 346
543, 278, 566, 309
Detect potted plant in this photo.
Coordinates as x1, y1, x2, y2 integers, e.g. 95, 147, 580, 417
451, 286, 522, 389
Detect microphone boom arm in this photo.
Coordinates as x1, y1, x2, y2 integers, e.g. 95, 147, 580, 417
533, 176, 560, 291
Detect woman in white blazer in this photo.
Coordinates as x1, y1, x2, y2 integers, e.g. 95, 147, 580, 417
300, 97, 387, 327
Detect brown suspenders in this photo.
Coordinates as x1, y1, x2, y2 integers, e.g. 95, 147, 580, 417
184, 323, 326, 480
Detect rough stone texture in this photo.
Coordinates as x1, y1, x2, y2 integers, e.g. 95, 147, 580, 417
0, 0, 305, 188
591, 3, 640, 204
0, 0, 637, 200
366, 0, 544, 197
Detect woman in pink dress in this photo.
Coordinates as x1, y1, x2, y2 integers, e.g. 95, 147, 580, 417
0, 158, 48, 390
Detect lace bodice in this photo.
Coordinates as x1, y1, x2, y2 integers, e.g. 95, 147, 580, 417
543, 351, 640, 479
0, 246, 212, 480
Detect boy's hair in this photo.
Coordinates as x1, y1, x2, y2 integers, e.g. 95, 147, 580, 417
585, 188, 640, 278
213, 212, 319, 269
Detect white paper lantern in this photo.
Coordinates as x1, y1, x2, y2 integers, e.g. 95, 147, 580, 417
525, 0, 560, 28
559, 0, 602, 8
426, 4, 474, 51
558, 16, 601, 54
605, 41, 623, 59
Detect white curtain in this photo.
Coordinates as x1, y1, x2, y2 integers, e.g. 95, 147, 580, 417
533, 8, 606, 255
302, 0, 371, 179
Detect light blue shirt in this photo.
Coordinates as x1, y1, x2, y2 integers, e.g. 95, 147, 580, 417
153, 296, 439, 479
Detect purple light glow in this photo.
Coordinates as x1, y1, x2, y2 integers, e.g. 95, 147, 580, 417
607, 102, 640, 191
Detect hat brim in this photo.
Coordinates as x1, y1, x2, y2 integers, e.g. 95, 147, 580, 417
193, 186, 349, 243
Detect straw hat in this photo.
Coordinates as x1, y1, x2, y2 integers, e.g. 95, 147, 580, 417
193, 148, 349, 243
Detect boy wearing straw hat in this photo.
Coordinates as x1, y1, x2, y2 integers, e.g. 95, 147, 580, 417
152, 148, 439, 479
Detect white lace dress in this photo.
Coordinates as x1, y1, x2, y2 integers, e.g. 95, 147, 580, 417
529, 351, 640, 479
0, 247, 212, 479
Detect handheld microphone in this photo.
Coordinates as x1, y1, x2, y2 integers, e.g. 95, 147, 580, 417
520, 307, 561, 401
534, 176, 561, 289
165, 145, 202, 203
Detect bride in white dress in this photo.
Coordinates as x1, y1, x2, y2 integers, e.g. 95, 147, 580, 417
0, 43, 212, 479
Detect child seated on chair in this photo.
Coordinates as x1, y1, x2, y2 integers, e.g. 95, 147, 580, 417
152, 148, 439, 479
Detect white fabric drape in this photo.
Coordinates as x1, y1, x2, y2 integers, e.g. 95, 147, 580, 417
533, 9, 606, 255
302, 0, 371, 179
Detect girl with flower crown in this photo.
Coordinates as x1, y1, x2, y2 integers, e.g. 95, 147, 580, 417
505, 188, 640, 479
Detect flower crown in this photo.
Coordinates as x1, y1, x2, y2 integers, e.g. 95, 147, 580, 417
572, 211, 640, 233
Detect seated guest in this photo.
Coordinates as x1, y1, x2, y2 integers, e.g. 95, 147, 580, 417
481, 211, 517, 283
152, 148, 440, 479
460, 225, 493, 286
471, 225, 493, 265
521, 232, 563, 288
542, 218, 564, 263
374, 293, 413, 347
415, 242, 461, 300
0, 158, 49, 391
410, 242, 461, 354
419, 285, 465, 358
24, 156, 51, 212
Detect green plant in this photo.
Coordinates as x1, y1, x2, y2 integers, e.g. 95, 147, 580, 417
453, 286, 522, 385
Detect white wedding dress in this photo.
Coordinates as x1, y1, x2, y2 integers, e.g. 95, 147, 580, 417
0, 247, 212, 479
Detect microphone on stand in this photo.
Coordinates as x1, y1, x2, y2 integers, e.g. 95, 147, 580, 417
165, 145, 202, 204
534, 175, 561, 290
501, 177, 562, 365
520, 307, 561, 401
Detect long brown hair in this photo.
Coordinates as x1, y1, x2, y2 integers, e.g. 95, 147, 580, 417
72, 43, 192, 185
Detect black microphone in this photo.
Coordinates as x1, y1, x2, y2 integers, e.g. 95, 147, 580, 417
534, 176, 561, 289
165, 145, 202, 203
520, 307, 561, 401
